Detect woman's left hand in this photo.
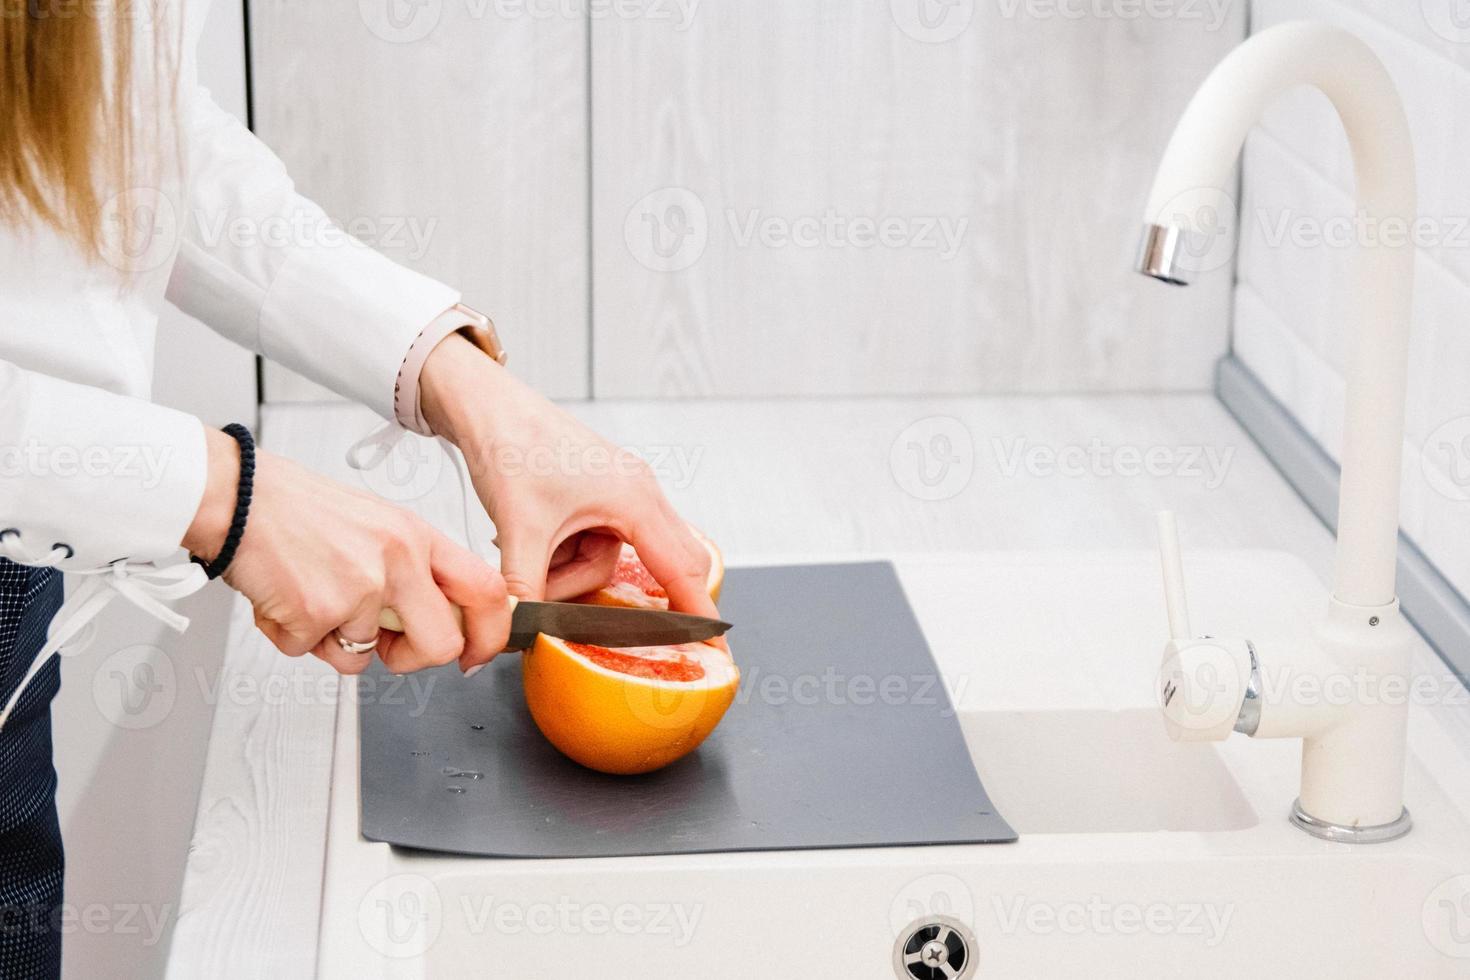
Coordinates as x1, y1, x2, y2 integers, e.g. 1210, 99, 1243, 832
418, 336, 721, 623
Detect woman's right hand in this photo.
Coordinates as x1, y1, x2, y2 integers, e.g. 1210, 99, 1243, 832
184, 428, 510, 676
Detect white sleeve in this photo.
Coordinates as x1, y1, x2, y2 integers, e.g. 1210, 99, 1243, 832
0, 360, 207, 568
164, 77, 460, 421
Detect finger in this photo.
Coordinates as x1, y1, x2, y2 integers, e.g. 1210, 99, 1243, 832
496, 521, 553, 601
310, 594, 384, 676
544, 530, 622, 601
549, 535, 579, 568
377, 568, 465, 674
310, 639, 374, 676
255, 610, 326, 658
426, 532, 512, 675
628, 515, 720, 622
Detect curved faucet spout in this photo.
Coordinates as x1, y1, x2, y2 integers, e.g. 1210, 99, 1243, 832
1136, 21, 1416, 608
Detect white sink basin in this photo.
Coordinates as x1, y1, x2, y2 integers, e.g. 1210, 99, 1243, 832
964, 709, 1256, 835
315, 552, 1470, 979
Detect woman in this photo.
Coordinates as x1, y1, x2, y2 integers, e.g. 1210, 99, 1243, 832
0, 3, 717, 973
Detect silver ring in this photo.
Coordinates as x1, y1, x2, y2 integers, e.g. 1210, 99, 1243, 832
334, 630, 378, 656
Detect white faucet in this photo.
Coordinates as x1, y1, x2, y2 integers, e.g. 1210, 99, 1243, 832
1136, 22, 1417, 842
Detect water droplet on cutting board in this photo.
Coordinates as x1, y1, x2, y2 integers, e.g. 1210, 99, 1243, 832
470, 724, 484, 731
441, 767, 483, 779
446, 786, 467, 795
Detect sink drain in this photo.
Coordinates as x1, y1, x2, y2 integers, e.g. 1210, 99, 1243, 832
893, 915, 977, 980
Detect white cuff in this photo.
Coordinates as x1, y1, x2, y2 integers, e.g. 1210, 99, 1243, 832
257, 237, 459, 423
0, 364, 207, 568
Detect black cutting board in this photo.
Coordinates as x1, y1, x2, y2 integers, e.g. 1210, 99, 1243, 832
358, 561, 1016, 857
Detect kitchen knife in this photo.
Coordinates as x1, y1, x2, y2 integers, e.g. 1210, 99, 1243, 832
377, 598, 731, 651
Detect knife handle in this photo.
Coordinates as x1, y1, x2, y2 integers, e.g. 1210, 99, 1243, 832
378, 595, 517, 635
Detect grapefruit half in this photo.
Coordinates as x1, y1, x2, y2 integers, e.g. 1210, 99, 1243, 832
522, 529, 736, 775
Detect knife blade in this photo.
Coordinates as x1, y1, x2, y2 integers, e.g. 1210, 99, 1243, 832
377, 598, 731, 651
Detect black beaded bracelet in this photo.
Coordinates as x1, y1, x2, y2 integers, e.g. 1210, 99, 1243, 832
192, 423, 255, 580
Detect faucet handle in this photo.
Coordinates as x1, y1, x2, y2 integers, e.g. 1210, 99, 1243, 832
1158, 636, 1253, 742
1153, 512, 1252, 741
1156, 511, 1192, 640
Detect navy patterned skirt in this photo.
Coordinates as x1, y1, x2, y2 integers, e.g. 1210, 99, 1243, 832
0, 560, 64, 978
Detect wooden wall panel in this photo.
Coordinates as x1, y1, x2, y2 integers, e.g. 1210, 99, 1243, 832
252, 0, 589, 402
591, 0, 1245, 397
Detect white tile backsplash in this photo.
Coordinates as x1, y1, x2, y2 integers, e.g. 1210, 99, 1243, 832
1238, 0, 1470, 599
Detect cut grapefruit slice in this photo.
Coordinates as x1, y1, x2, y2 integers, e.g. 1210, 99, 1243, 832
523, 528, 735, 775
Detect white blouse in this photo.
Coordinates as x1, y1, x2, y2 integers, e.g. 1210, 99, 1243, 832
0, 2, 466, 723
0, 3, 458, 570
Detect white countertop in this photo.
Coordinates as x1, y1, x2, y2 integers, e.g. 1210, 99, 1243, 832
168, 393, 1445, 975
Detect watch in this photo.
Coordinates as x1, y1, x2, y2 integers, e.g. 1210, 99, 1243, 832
449, 302, 508, 367
395, 302, 508, 435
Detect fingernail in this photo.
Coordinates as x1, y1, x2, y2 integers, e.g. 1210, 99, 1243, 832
463, 664, 485, 679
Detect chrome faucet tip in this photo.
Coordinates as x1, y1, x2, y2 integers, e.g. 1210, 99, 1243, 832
1134, 223, 1191, 286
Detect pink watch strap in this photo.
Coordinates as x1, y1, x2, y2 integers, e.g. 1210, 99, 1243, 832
394, 304, 506, 435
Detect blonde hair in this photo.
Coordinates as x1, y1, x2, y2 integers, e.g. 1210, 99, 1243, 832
0, 1, 170, 258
